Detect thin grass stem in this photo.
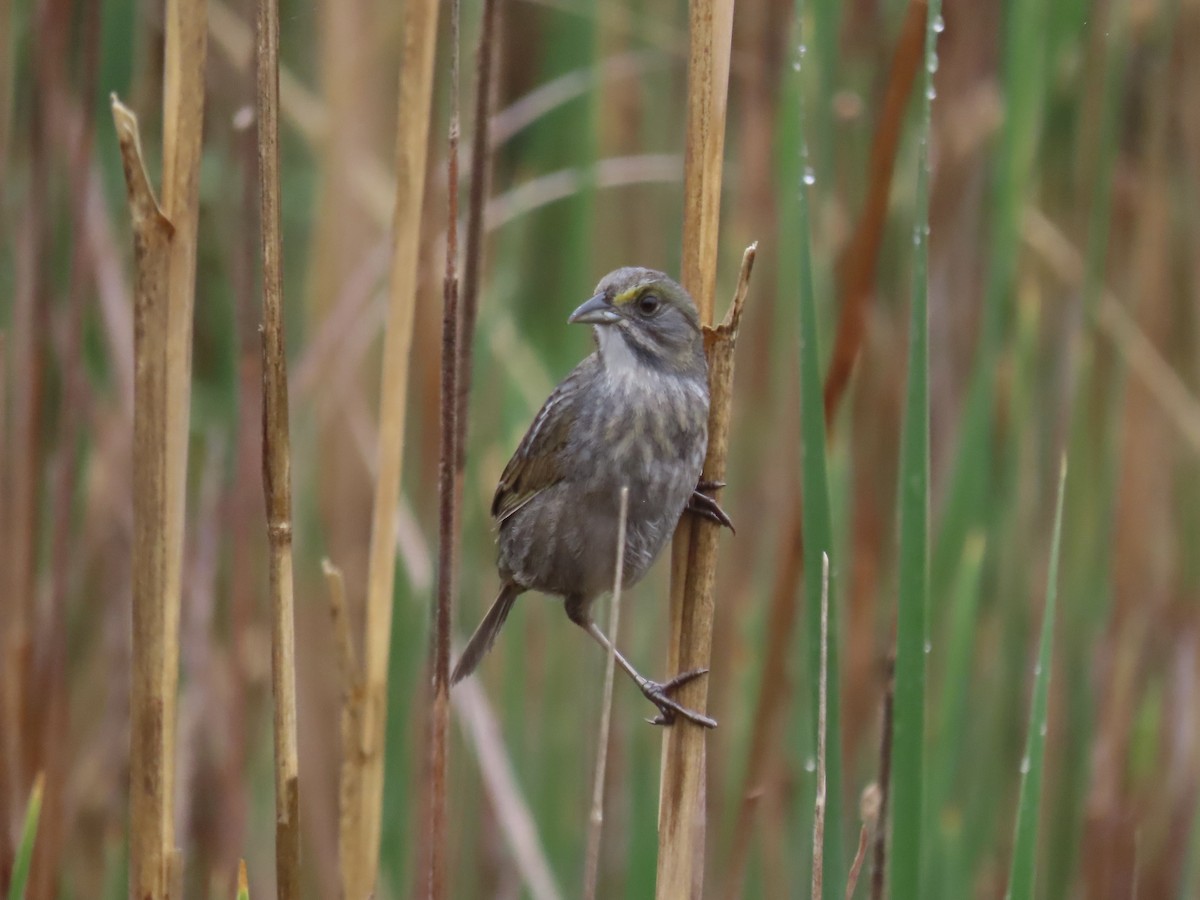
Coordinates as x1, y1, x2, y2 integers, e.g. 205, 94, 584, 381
584, 486, 629, 900
254, 0, 301, 889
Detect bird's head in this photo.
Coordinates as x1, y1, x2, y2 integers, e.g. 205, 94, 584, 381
568, 267, 705, 378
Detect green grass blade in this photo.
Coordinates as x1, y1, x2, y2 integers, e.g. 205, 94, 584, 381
888, 0, 940, 896
9, 774, 44, 900
793, 5, 844, 894
1006, 458, 1068, 900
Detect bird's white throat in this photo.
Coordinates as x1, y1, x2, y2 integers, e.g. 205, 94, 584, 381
596, 324, 642, 380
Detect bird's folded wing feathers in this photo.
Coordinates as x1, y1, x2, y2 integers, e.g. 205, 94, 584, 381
491, 356, 596, 523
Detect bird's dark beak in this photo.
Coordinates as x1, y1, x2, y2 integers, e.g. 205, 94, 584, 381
568, 293, 620, 325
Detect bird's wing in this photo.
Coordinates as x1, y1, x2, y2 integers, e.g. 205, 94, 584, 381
491, 355, 597, 524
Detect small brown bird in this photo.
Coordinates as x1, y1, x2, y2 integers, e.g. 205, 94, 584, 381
451, 267, 731, 727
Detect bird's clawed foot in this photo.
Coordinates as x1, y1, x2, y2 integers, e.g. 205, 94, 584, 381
687, 480, 734, 532
641, 667, 718, 728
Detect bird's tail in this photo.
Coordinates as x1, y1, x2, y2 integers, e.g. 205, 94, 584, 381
451, 582, 522, 685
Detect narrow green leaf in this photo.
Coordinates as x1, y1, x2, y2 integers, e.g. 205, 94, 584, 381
9, 773, 44, 900
1006, 457, 1068, 900
793, 4, 844, 894
888, 0, 940, 896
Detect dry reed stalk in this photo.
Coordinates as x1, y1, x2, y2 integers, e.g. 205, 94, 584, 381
584, 487, 630, 900
657, 243, 755, 899
658, 4, 736, 894
456, 0, 499, 472
430, 3, 463, 894
823, 0, 927, 427
112, 9, 206, 895
111, 96, 176, 899
354, 0, 440, 891
811, 553, 830, 900
255, 0, 301, 890
323, 559, 367, 895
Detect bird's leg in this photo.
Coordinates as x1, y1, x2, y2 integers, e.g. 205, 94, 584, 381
565, 595, 717, 728
686, 478, 734, 532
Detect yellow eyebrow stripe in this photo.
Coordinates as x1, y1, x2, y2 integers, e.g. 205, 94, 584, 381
613, 286, 643, 306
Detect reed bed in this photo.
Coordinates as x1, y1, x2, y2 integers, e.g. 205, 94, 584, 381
1, 0, 1198, 897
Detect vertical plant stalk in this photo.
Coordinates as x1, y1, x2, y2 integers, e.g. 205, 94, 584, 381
659, 3, 735, 894
584, 487, 629, 900
160, 0, 208, 864
323, 559, 367, 896
658, 242, 755, 900
430, 2, 462, 895
455, 0, 499, 476
812, 553, 830, 900
356, 0, 440, 891
255, 0, 301, 891
1005, 458, 1068, 900
112, 96, 176, 900
888, 0, 938, 894
793, 7, 845, 886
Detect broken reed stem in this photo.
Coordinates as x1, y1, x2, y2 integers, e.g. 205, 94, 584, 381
111, 95, 177, 900
823, 0, 927, 428
356, 0, 440, 891
870, 662, 896, 900
323, 559, 367, 895
583, 486, 630, 900
429, 1, 462, 896
657, 243, 756, 900
812, 553, 830, 900
455, 0, 499, 475
254, 0, 300, 890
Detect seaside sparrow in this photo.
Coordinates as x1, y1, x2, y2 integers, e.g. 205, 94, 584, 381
451, 267, 732, 727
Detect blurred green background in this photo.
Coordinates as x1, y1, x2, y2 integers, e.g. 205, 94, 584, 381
2, 0, 1199, 896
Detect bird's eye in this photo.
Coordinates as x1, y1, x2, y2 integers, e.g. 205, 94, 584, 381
637, 292, 661, 316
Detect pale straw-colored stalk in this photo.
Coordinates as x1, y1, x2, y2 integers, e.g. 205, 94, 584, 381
583, 486, 630, 900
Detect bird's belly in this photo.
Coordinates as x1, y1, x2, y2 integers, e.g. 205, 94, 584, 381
497, 459, 699, 599
497, 372, 707, 599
